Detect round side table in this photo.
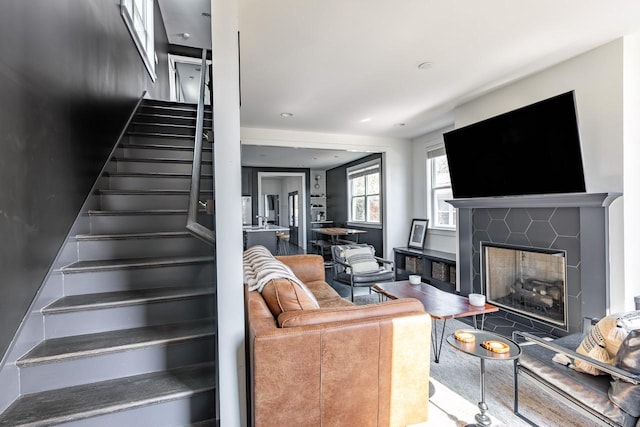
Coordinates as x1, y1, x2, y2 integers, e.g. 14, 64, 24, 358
446, 330, 521, 427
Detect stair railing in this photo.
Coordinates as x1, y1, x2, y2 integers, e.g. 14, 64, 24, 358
187, 49, 215, 245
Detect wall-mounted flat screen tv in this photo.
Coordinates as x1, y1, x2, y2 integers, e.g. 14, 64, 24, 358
443, 91, 586, 198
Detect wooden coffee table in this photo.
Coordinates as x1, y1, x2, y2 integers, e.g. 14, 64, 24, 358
372, 280, 499, 363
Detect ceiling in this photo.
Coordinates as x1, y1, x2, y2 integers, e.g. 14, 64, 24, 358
158, 0, 640, 167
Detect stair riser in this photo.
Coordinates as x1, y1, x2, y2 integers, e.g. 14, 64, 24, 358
44, 295, 215, 338
118, 146, 212, 161
19, 337, 214, 395
134, 114, 197, 127
133, 115, 213, 129
99, 194, 191, 210
106, 175, 213, 191
123, 135, 197, 148
88, 213, 189, 234
139, 105, 198, 118
129, 123, 196, 137
62, 263, 214, 296
113, 160, 212, 174
76, 236, 211, 260
60, 389, 215, 427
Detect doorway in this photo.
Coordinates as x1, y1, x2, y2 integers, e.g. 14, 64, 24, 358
168, 54, 212, 105
288, 191, 299, 245
257, 172, 306, 249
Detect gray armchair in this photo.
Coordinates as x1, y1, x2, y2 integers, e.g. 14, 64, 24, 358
331, 244, 395, 302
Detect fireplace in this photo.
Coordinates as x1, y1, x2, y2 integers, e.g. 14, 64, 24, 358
448, 193, 620, 335
482, 243, 567, 329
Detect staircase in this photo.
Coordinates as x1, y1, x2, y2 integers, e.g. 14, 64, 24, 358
0, 100, 218, 426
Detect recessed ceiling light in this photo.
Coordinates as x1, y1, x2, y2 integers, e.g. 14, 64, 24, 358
181, 32, 190, 40
280, 112, 293, 117
360, 117, 372, 123
417, 61, 433, 70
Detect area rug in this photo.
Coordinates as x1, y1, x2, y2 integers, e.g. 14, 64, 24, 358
353, 293, 381, 305
429, 318, 600, 427
423, 377, 507, 426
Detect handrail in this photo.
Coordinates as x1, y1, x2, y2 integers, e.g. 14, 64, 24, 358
187, 49, 215, 245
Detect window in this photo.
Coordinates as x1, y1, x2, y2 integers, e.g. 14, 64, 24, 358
427, 147, 456, 229
121, 0, 156, 81
347, 160, 381, 225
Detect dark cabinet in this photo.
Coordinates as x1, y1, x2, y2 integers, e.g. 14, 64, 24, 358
241, 167, 253, 196
393, 247, 457, 292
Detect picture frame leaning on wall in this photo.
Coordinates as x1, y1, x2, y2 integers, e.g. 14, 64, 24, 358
408, 218, 428, 249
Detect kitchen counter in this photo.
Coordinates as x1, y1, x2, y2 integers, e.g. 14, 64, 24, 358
243, 225, 289, 253
243, 224, 289, 232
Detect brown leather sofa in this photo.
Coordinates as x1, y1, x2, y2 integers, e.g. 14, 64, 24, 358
245, 253, 431, 427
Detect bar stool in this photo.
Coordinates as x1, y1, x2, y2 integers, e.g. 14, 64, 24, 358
276, 232, 290, 255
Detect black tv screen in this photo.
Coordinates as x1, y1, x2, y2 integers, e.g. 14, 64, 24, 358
443, 91, 586, 198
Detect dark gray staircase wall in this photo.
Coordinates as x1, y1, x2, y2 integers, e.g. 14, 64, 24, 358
0, 0, 170, 378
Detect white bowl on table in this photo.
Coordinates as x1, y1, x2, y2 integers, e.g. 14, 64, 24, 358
408, 275, 421, 285
468, 293, 486, 306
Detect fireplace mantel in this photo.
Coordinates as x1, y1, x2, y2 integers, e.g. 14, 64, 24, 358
447, 192, 621, 209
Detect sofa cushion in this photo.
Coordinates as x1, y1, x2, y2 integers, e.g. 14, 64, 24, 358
261, 278, 320, 317
277, 298, 426, 328
575, 315, 620, 375
343, 246, 379, 274
305, 280, 343, 302
609, 329, 640, 417
520, 333, 636, 427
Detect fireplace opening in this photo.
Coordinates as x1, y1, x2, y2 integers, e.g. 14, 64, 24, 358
481, 242, 567, 329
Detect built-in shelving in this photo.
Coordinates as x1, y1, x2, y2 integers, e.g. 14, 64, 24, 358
310, 195, 327, 222
393, 247, 456, 292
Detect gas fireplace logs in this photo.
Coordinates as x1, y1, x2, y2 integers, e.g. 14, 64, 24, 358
510, 278, 564, 311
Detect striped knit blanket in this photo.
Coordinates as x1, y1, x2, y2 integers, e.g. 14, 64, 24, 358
243, 246, 319, 307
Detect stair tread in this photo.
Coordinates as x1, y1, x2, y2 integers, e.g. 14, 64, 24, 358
120, 143, 212, 151
62, 255, 214, 272
43, 286, 215, 314
130, 121, 198, 129
135, 112, 210, 121
0, 363, 215, 426
105, 171, 211, 178
125, 131, 198, 139
87, 209, 189, 216
112, 156, 213, 164
19, 319, 215, 366
97, 189, 212, 195
75, 231, 193, 240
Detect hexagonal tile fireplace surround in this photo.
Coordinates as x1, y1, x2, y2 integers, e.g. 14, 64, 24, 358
448, 192, 620, 336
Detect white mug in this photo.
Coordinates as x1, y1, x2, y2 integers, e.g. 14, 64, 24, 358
409, 275, 421, 285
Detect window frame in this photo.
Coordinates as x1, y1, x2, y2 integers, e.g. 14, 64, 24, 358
346, 159, 382, 228
427, 146, 456, 231
121, 0, 156, 81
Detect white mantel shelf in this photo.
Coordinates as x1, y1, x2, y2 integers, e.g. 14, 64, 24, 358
447, 192, 622, 209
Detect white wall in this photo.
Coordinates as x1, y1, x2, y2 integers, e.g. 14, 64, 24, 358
622, 34, 640, 311
411, 127, 456, 253
211, 0, 245, 425
241, 127, 413, 259
453, 39, 630, 311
